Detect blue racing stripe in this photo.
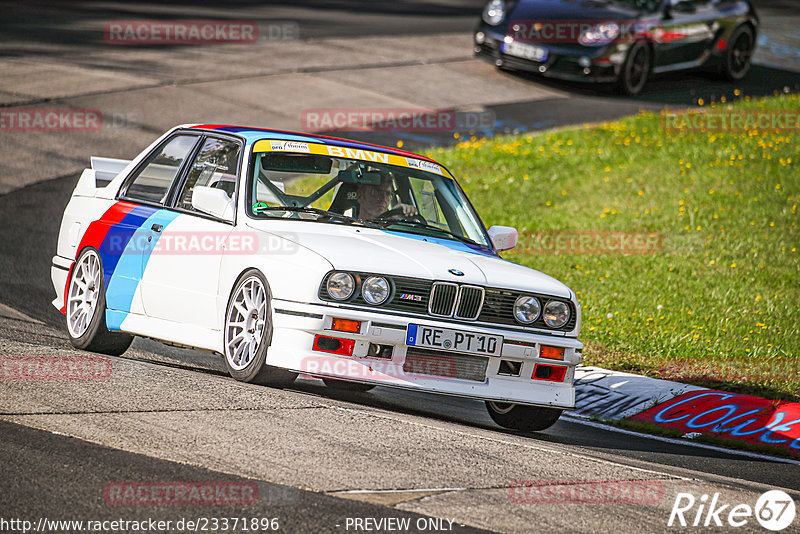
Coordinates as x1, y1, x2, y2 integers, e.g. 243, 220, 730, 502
104, 209, 180, 330
381, 230, 497, 258
98, 205, 159, 289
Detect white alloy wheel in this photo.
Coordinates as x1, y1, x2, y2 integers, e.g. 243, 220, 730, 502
224, 276, 268, 371
66, 248, 102, 338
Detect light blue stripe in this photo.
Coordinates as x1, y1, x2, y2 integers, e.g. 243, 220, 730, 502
381, 230, 496, 257
105, 210, 180, 330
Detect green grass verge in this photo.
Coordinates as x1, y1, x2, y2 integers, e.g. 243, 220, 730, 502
425, 93, 800, 401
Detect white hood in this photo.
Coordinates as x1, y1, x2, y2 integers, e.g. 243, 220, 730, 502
247, 220, 572, 299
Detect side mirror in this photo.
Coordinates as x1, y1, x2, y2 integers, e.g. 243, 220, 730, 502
487, 225, 518, 251
192, 186, 234, 221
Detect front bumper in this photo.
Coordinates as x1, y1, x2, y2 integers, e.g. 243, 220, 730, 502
267, 299, 582, 410
474, 26, 622, 83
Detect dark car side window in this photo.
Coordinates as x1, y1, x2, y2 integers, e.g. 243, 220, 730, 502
176, 137, 241, 212
122, 135, 199, 204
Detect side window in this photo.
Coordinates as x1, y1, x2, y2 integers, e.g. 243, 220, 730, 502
409, 177, 448, 229
176, 137, 241, 212
123, 135, 199, 204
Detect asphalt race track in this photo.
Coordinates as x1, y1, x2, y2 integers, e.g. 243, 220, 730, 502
1, 2, 800, 533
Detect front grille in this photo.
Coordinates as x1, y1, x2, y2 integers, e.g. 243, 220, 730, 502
403, 348, 488, 382
318, 272, 576, 332
455, 285, 484, 320
391, 277, 431, 314
429, 282, 458, 316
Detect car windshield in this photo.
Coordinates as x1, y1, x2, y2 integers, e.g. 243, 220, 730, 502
248, 149, 491, 248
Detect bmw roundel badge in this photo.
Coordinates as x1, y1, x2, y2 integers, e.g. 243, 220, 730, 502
448, 269, 464, 276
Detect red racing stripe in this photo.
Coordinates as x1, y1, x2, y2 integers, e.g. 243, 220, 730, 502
60, 201, 138, 314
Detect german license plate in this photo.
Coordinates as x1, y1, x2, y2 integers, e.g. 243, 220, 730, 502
406, 324, 503, 357
501, 41, 548, 62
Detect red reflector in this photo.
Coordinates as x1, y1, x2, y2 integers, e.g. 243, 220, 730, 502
716, 39, 727, 51
539, 345, 565, 361
331, 317, 361, 333
532, 364, 567, 382
313, 335, 355, 356
595, 57, 612, 64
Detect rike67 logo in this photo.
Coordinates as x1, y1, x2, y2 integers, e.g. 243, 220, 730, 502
668, 490, 796, 531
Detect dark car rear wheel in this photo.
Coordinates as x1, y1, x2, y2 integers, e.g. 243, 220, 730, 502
485, 401, 562, 431
721, 25, 755, 82
618, 41, 651, 96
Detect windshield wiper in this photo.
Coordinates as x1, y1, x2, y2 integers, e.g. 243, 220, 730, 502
373, 218, 484, 247
253, 206, 381, 228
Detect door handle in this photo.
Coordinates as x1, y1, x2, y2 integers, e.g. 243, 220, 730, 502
151, 224, 163, 232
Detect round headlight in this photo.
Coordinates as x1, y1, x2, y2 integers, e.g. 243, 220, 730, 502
327, 272, 354, 301
578, 22, 620, 46
514, 296, 540, 324
362, 276, 390, 305
543, 300, 570, 328
482, 0, 505, 26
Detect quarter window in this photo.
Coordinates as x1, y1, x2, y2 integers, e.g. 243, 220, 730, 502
177, 137, 241, 212
123, 135, 199, 204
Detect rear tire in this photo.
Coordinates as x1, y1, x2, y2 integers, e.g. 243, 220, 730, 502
322, 378, 375, 393
66, 248, 133, 356
721, 25, 754, 82
485, 401, 562, 431
617, 41, 651, 96
223, 270, 297, 388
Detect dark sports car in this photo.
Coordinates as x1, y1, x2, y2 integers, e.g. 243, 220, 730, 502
474, 0, 759, 94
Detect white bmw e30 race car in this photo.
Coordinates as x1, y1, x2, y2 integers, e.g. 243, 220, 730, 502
52, 124, 582, 431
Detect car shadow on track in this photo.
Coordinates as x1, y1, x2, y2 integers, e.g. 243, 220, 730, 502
287, 380, 783, 464
499, 64, 800, 106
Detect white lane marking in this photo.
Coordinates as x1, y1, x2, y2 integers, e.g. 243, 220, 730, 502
564, 415, 800, 466
333, 487, 467, 494
0, 302, 44, 324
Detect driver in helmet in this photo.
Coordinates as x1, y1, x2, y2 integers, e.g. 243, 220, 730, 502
356, 171, 418, 220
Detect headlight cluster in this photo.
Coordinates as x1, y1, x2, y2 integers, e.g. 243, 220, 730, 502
482, 0, 505, 26
578, 22, 620, 46
326, 272, 355, 301
362, 276, 390, 305
323, 272, 572, 330
326, 272, 390, 305
514, 295, 571, 328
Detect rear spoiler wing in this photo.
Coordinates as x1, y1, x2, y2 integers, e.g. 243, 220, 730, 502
72, 156, 132, 198
91, 156, 130, 183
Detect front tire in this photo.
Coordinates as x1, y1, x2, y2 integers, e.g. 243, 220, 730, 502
223, 270, 297, 388
617, 41, 651, 96
485, 401, 562, 431
721, 25, 754, 82
66, 248, 133, 356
